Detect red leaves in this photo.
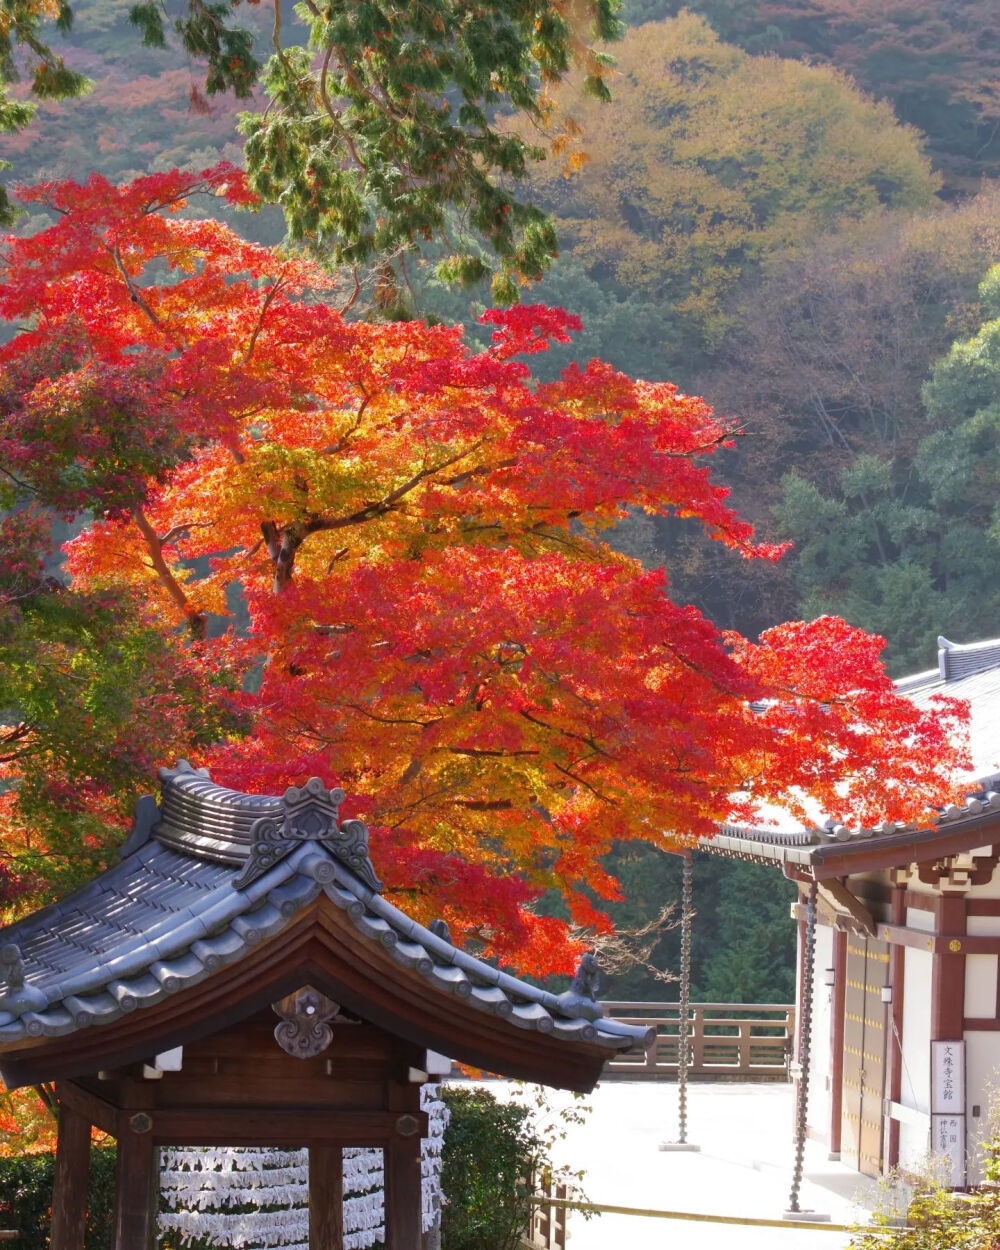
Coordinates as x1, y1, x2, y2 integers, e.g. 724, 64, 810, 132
0, 169, 971, 972
0, 329, 185, 516
481, 303, 582, 358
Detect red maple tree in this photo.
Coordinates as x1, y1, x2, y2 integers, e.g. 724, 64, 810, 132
0, 166, 969, 973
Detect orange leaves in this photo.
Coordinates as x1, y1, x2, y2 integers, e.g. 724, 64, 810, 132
0, 170, 970, 974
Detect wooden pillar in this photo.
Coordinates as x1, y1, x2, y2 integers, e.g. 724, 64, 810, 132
886, 886, 906, 1169
309, 1145, 344, 1250
828, 926, 847, 1157
112, 1116, 157, 1250
932, 894, 967, 1040
384, 1130, 423, 1250
49, 1099, 92, 1250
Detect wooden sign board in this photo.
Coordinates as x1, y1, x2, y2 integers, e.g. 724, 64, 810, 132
931, 1114, 966, 1188
931, 1040, 965, 1114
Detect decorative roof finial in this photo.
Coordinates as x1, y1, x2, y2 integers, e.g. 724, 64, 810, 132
554, 951, 604, 1021
233, 777, 382, 892
0, 943, 24, 993
429, 919, 452, 944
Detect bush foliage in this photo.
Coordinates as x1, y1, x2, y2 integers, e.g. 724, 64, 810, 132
0, 1146, 116, 1248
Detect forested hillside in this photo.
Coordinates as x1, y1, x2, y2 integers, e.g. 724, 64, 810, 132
2, 0, 994, 1002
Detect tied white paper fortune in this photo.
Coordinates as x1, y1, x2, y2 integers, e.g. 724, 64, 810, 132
159, 1086, 451, 1247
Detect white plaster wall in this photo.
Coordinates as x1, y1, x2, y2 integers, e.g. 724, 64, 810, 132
968, 915, 1000, 937
964, 1032, 1000, 1184
898, 947, 932, 1172
964, 873, 1000, 901
906, 907, 936, 933
807, 923, 833, 1142
965, 955, 998, 1019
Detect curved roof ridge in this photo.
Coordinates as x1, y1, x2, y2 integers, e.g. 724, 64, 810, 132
0, 778, 650, 1062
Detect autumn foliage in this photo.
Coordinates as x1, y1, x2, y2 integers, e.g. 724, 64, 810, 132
0, 167, 969, 973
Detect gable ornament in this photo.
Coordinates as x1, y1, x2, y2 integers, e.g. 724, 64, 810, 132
233, 777, 382, 892
272, 985, 343, 1058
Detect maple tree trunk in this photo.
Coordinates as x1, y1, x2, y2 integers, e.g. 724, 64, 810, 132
261, 521, 301, 592
132, 509, 207, 640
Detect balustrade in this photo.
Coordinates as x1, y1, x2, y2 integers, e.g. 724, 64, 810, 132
602, 1001, 795, 1081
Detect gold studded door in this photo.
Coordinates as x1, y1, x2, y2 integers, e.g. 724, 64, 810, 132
842, 936, 889, 1177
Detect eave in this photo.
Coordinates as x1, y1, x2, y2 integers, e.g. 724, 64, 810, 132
0, 895, 616, 1094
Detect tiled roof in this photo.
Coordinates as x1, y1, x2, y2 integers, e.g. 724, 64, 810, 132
702, 634, 1000, 866
0, 764, 647, 1054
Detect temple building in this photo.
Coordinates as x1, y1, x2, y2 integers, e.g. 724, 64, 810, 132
705, 635, 1000, 1187
0, 764, 652, 1249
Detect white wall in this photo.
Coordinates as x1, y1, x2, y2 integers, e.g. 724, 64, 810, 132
965, 954, 998, 1018
807, 924, 833, 1143
965, 1032, 1000, 1184
898, 946, 932, 1172
906, 906, 935, 933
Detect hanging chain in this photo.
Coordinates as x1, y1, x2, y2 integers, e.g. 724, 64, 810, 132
677, 851, 693, 1145
787, 879, 817, 1214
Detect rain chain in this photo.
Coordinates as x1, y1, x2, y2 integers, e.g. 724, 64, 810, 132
677, 852, 693, 1145
787, 881, 817, 1216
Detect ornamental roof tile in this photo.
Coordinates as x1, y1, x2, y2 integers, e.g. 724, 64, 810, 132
0, 764, 648, 1056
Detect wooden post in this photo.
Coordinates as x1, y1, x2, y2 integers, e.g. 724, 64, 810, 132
49, 1098, 91, 1250
309, 1145, 344, 1250
112, 1116, 157, 1250
385, 1129, 423, 1250
932, 894, 967, 1040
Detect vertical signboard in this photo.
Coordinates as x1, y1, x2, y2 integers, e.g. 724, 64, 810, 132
931, 1040, 966, 1187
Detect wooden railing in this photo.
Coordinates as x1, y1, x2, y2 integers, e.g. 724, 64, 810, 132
523, 1173, 568, 1250
601, 1001, 795, 1081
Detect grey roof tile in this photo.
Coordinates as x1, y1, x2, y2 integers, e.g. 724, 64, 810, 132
0, 766, 652, 1057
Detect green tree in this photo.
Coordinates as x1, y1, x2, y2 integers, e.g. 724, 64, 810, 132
0, 0, 89, 224
772, 264, 1000, 675
522, 13, 939, 354
626, 1, 1000, 187
127, 0, 625, 306
600, 847, 795, 1003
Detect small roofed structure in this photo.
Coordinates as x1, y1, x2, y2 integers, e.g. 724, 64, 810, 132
0, 763, 651, 1249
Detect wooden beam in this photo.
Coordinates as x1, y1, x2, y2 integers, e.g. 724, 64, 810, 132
817, 880, 876, 936
309, 1145, 344, 1250
49, 1100, 91, 1250
57, 1079, 119, 1136
148, 1107, 428, 1147
385, 1131, 422, 1250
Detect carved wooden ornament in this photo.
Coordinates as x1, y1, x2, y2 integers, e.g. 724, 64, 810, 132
273, 985, 341, 1058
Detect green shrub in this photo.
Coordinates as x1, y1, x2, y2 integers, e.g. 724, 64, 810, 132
440, 1086, 542, 1250
851, 1139, 1000, 1250
0, 1146, 116, 1249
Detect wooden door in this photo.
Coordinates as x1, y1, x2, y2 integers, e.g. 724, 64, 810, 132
841, 936, 889, 1176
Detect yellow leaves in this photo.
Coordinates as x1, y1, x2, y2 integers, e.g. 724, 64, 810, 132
515, 12, 939, 340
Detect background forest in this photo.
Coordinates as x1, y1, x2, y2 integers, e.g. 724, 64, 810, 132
3, 0, 998, 1003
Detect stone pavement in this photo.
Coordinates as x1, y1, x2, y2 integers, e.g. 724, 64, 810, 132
487, 1080, 904, 1250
